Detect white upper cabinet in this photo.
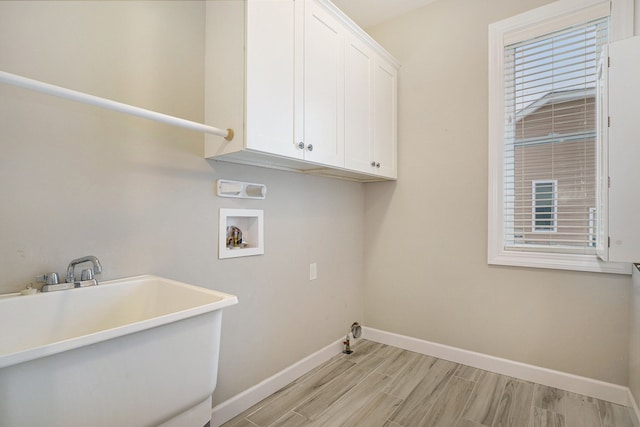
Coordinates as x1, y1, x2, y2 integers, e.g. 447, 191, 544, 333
597, 35, 640, 262
245, 0, 298, 159
344, 33, 374, 173
299, 0, 345, 167
205, 0, 299, 163
344, 32, 398, 179
372, 58, 398, 179
204, 0, 399, 182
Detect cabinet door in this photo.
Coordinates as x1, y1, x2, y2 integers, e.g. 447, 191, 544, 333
245, 0, 299, 159
344, 33, 374, 173
606, 35, 640, 262
302, 0, 344, 167
372, 56, 398, 179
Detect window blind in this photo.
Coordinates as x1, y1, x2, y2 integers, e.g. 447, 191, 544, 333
503, 16, 609, 254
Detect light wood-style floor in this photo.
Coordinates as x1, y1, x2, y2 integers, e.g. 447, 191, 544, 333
222, 340, 639, 427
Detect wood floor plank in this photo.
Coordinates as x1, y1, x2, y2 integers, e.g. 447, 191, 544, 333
598, 399, 636, 427
491, 378, 534, 427
246, 358, 355, 426
533, 384, 566, 415
389, 358, 459, 426
376, 348, 421, 377
459, 371, 508, 426
627, 406, 640, 427
383, 353, 437, 399
222, 377, 301, 426
294, 353, 346, 384
420, 376, 475, 427
454, 364, 483, 382
511, 380, 535, 426
374, 343, 408, 360
563, 392, 602, 427
221, 356, 348, 426
457, 419, 488, 427
222, 417, 259, 427
293, 354, 384, 420
311, 372, 391, 426
345, 340, 385, 363
269, 411, 308, 427
338, 392, 402, 427
533, 407, 565, 427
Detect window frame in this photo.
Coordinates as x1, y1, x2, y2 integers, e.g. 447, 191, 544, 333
487, 0, 633, 274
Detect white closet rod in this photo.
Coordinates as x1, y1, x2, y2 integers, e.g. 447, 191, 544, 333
0, 70, 233, 141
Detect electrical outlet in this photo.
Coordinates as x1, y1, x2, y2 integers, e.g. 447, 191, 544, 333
310, 263, 317, 280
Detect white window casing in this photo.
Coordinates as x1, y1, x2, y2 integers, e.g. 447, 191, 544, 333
488, 0, 633, 274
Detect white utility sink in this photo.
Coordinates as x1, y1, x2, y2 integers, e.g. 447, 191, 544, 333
0, 275, 238, 427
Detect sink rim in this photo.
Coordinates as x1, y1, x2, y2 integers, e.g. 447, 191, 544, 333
0, 274, 238, 369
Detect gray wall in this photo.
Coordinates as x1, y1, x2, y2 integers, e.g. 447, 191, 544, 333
364, 0, 634, 386
0, 1, 365, 405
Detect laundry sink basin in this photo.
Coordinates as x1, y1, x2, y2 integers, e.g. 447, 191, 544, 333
0, 275, 238, 426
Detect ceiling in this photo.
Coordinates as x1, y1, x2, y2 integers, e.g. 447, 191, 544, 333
330, 0, 437, 28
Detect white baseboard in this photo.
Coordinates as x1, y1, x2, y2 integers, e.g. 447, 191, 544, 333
210, 337, 346, 427
363, 326, 632, 407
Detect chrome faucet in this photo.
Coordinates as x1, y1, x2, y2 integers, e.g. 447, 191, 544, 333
39, 255, 104, 292
66, 255, 102, 286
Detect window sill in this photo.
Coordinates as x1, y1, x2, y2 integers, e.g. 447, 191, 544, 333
488, 250, 632, 274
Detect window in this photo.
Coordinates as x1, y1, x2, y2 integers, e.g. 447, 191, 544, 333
532, 180, 557, 233
488, 0, 632, 273
588, 207, 597, 248
506, 17, 605, 252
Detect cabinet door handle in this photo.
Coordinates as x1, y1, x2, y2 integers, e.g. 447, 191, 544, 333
371, 161, 376, 167
376, 162, 381, 168
297, 141, 305, 150
307, 144, 313, 152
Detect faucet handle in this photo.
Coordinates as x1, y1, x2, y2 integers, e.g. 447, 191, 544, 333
80, 268, 94, 281
36, 272, 60, 285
